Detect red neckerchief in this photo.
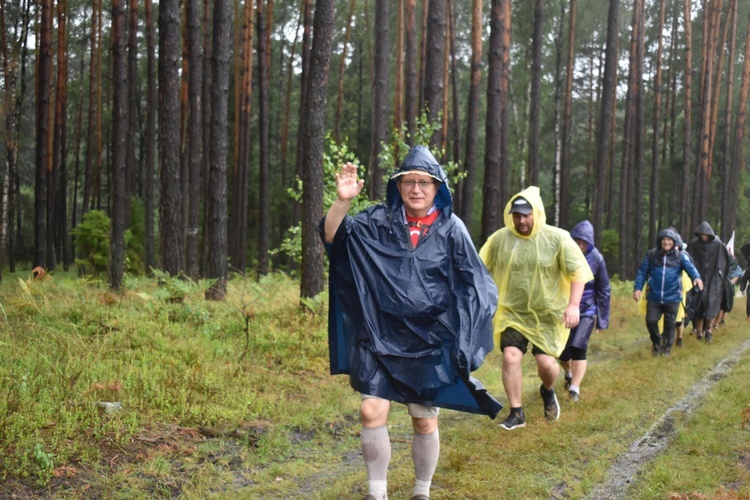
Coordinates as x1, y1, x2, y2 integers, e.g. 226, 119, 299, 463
405, 210, 440, 248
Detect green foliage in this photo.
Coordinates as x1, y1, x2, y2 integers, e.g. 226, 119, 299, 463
380, 112, 465, 189
72, 210, 111, 276
71, 204, 146, 278
271, 136, 374, 271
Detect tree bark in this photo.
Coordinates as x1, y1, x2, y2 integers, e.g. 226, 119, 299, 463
423, 0, 445, 150
720, 0, 737, 240
205, 0, 231, 299
300, 0, 336, 299
368, 0, 390, 200
528, 0, 545, 190
481, 0, 506, 241
159, 0, 184, 276
144, 0, 157, 273
680, 0, 693, 236
404, 0, 417, 142
649, 0, 666, 246
459, 0, 482, 227
257, 0, 271, 275
186, 0, 203, 279
110, 0, 128, 290
335, 0, 356, 143
34, 0, 53, 268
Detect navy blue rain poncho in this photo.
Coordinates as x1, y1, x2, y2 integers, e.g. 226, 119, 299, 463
320, 146, 502, 418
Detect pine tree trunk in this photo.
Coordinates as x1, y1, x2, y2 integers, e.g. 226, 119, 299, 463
144, 0, 157, 273
680, 0, 693, 236
186, 0, 203, 279
727, 3, 750, 241
335, 0, 356, 143
720, 0, 737, 240
404, 0, 417, 142
528, 0, 545, 189
110, 0, 128, 289
368, 0, 390, 200
560, 0, 577, 227
423, 0, 445, 150
34, 0, 53, 268
159, 0, 185, 276
481, 0, 506, 241
300, 0, 336, 299
459, 0, 482, 227
205, 0, 231, 299
649, 0, 666, 246
257, 0, 271, 275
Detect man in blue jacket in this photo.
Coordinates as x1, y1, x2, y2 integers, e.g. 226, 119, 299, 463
560, 220, 610, 401
321, 146, 501, 500
634, 228, 703, 356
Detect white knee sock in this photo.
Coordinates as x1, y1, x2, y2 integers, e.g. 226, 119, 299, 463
412, 429, 439, 495
361, 425, 391, 496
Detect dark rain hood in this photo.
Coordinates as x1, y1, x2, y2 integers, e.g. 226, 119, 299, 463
320, 146, 502, 418
656, 227, 681, 253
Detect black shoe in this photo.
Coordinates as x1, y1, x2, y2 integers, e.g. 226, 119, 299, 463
499, 410, 526, 431
660, 344, 671, 357
676, 337, 683, 347
540, 385, 560, 421
705, 331, 713, 343
564, 374, 572, 391
568, 390, 580, 402
696, 331, 704, 340
651, 343, 660, 356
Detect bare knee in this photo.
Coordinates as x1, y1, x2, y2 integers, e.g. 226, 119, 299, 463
360, 397, 390, 428
412, 416, 438, 435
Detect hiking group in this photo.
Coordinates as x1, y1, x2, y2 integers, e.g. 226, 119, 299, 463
320, 145, 747, 499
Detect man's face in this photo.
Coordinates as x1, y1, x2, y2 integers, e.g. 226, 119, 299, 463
575, 238, 588, 253
661, 237, 675, 252
397, 172, 438, 217
699, 233, 709, 242
512, 212, 534, 236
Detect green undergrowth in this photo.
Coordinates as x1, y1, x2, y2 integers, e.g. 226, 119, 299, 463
0, 270, 748, 498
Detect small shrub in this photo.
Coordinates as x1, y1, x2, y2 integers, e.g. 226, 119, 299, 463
72, 210, 111, 276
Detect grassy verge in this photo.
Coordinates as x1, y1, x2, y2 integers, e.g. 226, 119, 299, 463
0, 270, 747, 498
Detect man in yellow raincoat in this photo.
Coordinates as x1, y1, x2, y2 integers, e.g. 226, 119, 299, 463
480, 186, 593, 430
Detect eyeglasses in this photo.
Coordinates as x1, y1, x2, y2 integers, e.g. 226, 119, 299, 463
399, 179, 435, 189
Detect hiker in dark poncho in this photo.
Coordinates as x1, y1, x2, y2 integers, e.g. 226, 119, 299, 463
320, 145, 501, 500
687, 221, 730, 343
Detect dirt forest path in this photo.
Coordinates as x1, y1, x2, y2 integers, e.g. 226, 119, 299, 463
588, 337, 750, 498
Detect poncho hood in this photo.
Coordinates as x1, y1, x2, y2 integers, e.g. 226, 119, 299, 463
386, 145, 452, 216
504, 186, 545, 238
656, 227, 681, 251
694, 221, 716, 240
570, 220, 595, 252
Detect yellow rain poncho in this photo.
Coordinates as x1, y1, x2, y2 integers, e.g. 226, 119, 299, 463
479, 186, 594, 357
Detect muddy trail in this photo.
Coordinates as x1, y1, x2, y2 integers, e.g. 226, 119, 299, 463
587, 338, 750, 499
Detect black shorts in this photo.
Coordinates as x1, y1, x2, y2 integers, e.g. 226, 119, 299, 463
500, 327, 550, 356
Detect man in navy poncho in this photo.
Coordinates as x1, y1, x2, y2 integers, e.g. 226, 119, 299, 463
320, 146, 501, 500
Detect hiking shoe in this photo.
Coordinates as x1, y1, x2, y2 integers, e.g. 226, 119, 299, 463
660, 345, 671, 357
499, 410, 526, 431
412, 496, 430, 500
651, 343, 660, 356
564, 374, 572, 391
705, 331, 713, 343
696, 331, 704, 340
676, 337, 683, 347
540, 385, 560, 421
568, 390, 580, 402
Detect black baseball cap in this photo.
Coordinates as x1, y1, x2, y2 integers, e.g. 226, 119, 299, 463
510, 196, 532, 215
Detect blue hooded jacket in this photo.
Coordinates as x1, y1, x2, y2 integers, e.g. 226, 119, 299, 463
569, 220, 611, 329
634, 228, 701, 304
320, 146, 502, 418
